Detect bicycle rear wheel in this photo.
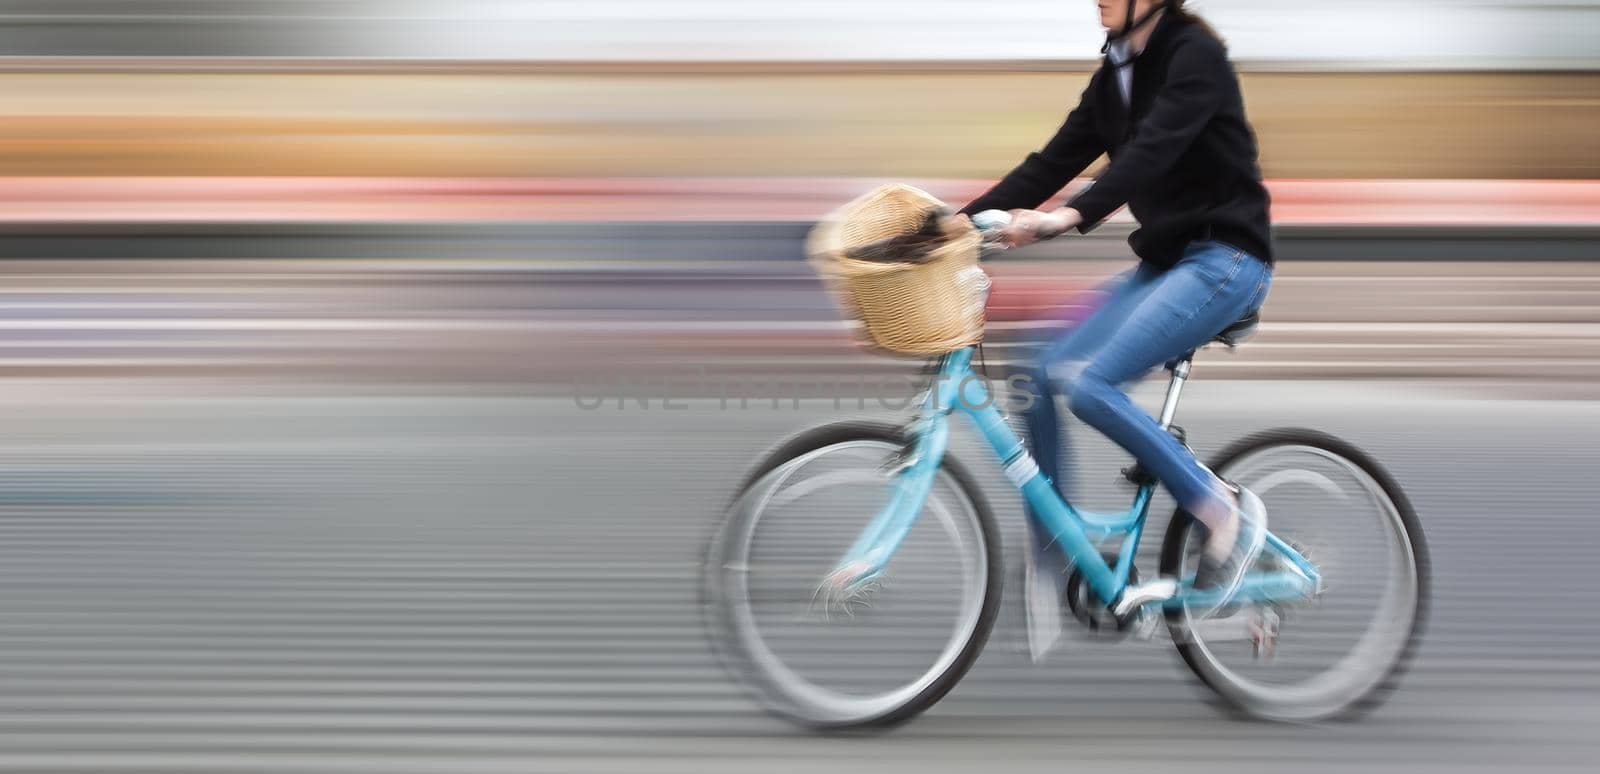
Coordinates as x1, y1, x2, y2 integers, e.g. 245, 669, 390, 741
703, 422, 1001, 730
1160, 428, 1429, 722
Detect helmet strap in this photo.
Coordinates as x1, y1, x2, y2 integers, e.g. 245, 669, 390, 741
1103, 0, 1174, 53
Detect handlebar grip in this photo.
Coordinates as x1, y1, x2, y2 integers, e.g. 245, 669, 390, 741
970, 210, 1012, 233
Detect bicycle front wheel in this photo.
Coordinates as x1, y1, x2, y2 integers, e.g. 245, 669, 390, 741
703, 422, 1001, 730
1160, 428, 1429, 722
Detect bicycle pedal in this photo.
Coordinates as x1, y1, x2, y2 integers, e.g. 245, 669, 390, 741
1249, 608, 1282, 661
1111, 578, 1179, 619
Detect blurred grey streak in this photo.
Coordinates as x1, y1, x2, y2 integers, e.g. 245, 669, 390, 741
3, 226, 1598, 384
0, 0, 1594, 67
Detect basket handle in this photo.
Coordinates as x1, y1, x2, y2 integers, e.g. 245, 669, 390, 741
841, 206, 967, 264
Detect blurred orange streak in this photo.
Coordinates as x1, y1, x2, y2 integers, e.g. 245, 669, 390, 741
0, 70, 1596, 178
0, 177, 1595, 226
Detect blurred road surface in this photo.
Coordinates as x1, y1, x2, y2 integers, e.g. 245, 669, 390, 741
0, 380, 1597, 773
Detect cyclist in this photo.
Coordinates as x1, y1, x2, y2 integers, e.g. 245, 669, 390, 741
952, 0, 1274, 653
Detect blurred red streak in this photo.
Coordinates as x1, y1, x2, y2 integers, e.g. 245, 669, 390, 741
0, 178, 1596, 226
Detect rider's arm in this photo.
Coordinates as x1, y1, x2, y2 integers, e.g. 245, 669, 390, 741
958, 75, 1106, 216
1063, 37, 1228, 233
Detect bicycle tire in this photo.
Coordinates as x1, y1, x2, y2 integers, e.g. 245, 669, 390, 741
702, 421, 1003, 730
1158, 427, 1430, 722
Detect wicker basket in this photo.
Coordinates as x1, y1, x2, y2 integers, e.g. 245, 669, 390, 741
807, 184, 989, 356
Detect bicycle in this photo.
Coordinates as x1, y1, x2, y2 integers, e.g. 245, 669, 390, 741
702, 211, 1429, 730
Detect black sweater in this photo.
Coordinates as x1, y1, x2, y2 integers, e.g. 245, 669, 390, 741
960, 13, 1273, 268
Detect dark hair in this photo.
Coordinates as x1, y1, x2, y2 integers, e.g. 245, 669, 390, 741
1168, 1, 1227, 48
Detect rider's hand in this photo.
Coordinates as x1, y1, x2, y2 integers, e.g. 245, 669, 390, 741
998, 208, 1083, 248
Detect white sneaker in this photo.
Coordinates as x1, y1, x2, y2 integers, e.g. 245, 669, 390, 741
1192, 482, 1268, 619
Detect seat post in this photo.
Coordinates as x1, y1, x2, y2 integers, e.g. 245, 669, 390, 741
1157, 357, 1193, 430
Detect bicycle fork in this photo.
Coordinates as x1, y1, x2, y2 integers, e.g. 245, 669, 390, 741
823, 357, 972, 596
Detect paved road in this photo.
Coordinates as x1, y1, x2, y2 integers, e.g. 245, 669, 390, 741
0, 380, 1597, 773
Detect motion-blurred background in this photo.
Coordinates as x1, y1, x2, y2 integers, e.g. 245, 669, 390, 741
0, 2, 1597, 772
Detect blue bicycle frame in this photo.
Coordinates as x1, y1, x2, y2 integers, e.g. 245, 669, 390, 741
835, 346, 1320, 615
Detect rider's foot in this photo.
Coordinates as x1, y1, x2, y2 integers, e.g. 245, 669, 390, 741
1192, 482, 1267, 618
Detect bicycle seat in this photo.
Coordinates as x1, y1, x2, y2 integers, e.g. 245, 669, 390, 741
1211, 310, 1261, 348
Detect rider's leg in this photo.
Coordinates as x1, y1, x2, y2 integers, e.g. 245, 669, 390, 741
1054, 243, 1272, 584
1023, 265, 1157, 505
1017, 265, 1156, 659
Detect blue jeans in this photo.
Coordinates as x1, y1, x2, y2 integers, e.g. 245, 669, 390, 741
1022, 240, 1272, 519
